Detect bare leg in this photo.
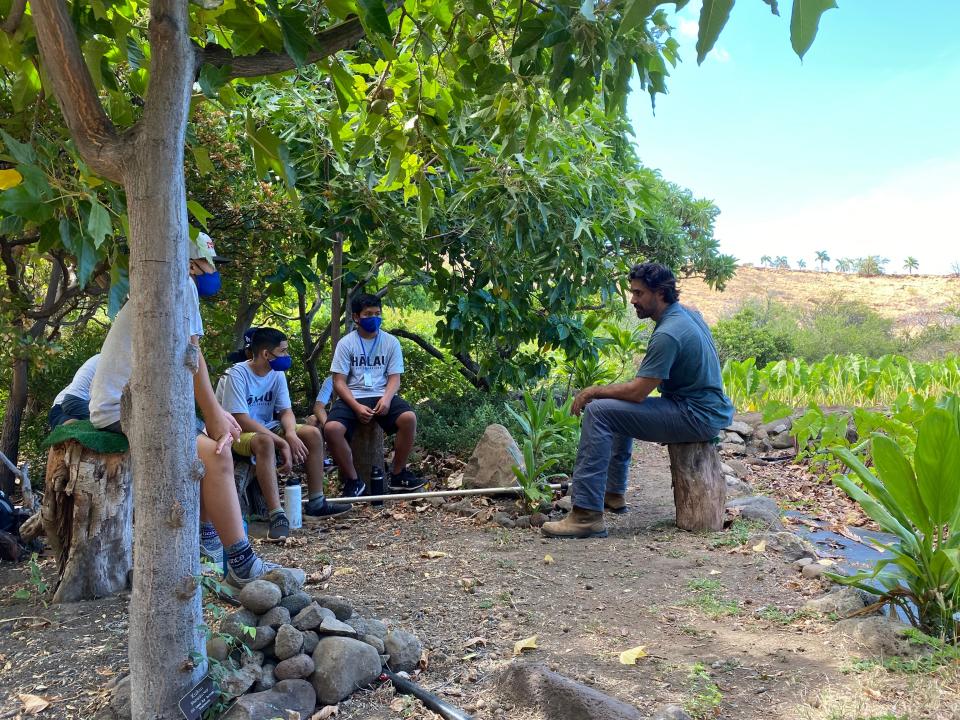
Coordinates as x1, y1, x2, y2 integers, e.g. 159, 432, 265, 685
324, 421, 357, 479
391, 411, 417, 474
297, 424, 326, 496
197, 434, 245, 547
250, 432, 281, 512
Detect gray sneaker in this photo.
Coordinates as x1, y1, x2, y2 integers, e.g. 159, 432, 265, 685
200, 543, 224, 577
224, 556, 289, 593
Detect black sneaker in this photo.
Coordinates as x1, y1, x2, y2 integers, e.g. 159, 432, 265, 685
304, 497, 352, 517
389, 468, 426, 493
342, 478, 367, 499
267, 513, 290, 542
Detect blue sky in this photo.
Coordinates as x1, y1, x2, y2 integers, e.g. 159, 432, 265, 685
627, 1, 960, 275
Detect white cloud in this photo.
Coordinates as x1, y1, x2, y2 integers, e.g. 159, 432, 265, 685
678, 18, 699, 38
712, 47, 731, 63
715, 157, 960, 275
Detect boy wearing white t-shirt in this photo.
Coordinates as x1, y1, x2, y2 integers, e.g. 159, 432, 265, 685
323, 294, 425, 496
49, 354, 100, 428
218, 328, 349, 541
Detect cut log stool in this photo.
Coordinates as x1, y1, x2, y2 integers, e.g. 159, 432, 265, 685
41, 441, 133, 603
668, 441, 726, 532
232, 457, 269, 520
350, 423, 385, 489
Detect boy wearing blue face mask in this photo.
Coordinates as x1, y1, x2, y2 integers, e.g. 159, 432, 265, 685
218, 328, 350, 540
324, 294, 425, 496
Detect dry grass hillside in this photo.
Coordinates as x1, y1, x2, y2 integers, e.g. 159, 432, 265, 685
677, 264, 960, 332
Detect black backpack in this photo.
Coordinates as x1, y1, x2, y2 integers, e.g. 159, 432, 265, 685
0, 490, 14, 534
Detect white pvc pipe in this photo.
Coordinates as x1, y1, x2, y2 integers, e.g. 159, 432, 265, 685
325, 483, 567, 505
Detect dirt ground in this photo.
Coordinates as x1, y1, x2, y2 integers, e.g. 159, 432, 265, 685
1, 443, 957, 720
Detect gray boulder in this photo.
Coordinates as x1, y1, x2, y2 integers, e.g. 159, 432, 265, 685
274, 624, 304, 661
279, 590, 313, 616
462, 424, 524, 489
725, 420, 753, 437
261, 568, 306, 596
384, 629, 422, 672
223, 679, 316, 720
292, 602, 335, 631
804, 587, 867, 617
749, 531, 817, 561
834, 616, 923, 657
247, 626, 276, 652
219, 665, 261, 698
239, 580, 282, 615
206, 636, 229, 662
771, 431, 795, 450
220, 608, 259, 639
727, 496, 782, 528
315, 594, 353, 621
364, 618, 389, 640
497, 663, 641, 720
362, 634, 385, 654
311, 636, 383, 706
318, 616, 358, 637
652, 705, 693, 720
252, 664, 276, 692
274, 654, 316, 681
258, 605, 291, 629
302, 630, 320, 655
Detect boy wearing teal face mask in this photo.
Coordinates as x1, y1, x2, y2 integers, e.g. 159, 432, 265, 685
324, 294, 425, 496
218, 327, 350, 540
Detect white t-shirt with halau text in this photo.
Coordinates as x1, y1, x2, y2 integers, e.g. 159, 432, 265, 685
216, 362, 291, 431
330, 330, 403, 400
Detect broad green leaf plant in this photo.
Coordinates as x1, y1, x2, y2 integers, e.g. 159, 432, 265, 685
829, 398, 960, 639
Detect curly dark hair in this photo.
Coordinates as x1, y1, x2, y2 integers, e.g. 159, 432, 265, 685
628, 263, 680, 303
351, 293, 382, 315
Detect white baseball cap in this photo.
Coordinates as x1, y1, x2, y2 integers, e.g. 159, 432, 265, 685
189, 231, 228, 263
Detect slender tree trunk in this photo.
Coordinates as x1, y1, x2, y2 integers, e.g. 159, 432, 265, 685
298, 290, 320, 401
123, 4, 203, 718
0, 356, 29, 495
231, 272, 260, 350
330, 232, 343, 353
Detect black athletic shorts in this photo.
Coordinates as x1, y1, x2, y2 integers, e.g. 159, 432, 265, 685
325, 395, 414, 441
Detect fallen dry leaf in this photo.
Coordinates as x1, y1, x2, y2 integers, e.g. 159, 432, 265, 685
752, 540, 767, 553
618, 646, 648, 665
462, 636, 487, 648
310, 706, 339, 719
543, 554, 555, 565
421, 551, 449, 559
513, 635, 538, 656
19, 694, 51, 715
333, 567, 355, 576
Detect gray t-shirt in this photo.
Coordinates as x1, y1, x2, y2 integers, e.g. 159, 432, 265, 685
90, 280, 204, 429
330, 330, 403, 400
637, 303, 734, 431
216, 362, 291, 431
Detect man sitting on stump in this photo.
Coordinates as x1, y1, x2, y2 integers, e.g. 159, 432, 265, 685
542, 262, 734, 539
323, 294, 425, 496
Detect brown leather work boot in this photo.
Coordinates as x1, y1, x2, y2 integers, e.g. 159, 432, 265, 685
604, 492, 628, 514
541, 507, 608, 538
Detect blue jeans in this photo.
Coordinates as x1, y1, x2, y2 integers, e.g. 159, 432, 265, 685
571, 397, 719, 512
47, 394, 91, 429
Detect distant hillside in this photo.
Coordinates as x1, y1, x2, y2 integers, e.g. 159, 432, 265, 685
676, 265, 960, 331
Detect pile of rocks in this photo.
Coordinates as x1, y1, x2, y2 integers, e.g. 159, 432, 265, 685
211, 568, 422, 719
717, 413, 798, 456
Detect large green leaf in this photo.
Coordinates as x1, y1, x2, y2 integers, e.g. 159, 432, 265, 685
696, 0, 735, 65
790, 0, 837, 59
831, 445, 912, 531
871, 433, 931, 536
357, 0, 392, 38
832, 472, 918, 553
86, 200, 112, 248
914, 408, 960, 530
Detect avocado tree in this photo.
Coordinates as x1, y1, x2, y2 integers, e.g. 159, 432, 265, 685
2, 0, 836, 715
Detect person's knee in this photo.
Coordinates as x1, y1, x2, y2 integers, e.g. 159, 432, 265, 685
299, 424, 323, 449
396, 411, 416, 430
197, 436, 233, 479
250, 432, 274, 455
324, 421, 346, 442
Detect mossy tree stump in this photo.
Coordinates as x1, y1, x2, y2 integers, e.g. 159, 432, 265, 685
668, 441, 726, 532
41, 441, 133, 603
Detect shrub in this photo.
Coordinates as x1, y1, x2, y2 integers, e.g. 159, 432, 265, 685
793, 296, 898, 360
828, 398, 960, 640
713, 305, 794, 366
416, 391, 513, 458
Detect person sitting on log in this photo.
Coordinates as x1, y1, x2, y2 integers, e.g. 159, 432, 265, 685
88, 231, 298, 590
217, 327, 350, 541
323, 293, 425, 496
542, 262, 735, 539
48, 353, 100, 428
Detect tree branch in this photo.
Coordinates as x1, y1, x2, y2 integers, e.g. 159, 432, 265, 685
31, 0, 125, 183
389, 328, 490, 390
1, 0, 26, 35
199, 16, 367, 79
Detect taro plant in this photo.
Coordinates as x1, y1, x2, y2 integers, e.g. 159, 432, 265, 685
828, 398, 960, 639
511, 438, 563, 513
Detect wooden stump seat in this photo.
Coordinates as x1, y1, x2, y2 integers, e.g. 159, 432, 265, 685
667, 441, 726, 532
350, 423, 385, 487
41, 440, 133, 603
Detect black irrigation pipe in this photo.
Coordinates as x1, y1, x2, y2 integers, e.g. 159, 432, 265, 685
383, 667, 474, 720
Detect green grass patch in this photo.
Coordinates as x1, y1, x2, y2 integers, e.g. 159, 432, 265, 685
682, 578, 740, 618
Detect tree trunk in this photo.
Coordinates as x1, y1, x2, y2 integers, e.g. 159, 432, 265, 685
123, 5, 204, 717
330, 232, 343, 355
40, 441, 133, 603
0, 357, 29, 495
351, 423, 385, 487
668, 442, 725, 532
298, 290, 320, 402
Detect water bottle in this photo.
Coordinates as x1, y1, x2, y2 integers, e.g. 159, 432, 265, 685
284, 479, 303, 529
370, 466, 385, 507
